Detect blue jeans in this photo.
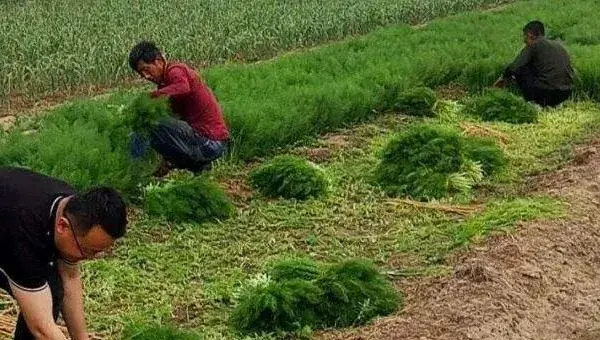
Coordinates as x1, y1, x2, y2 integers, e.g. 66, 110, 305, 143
130, 118, 228, 172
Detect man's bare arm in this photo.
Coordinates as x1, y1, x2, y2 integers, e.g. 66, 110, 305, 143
58, 260, 89, 340
10, 283, 68, 340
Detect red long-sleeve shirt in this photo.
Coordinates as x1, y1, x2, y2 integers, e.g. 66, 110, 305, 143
152, 63, 229, 141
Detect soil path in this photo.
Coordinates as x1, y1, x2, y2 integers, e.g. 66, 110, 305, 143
320, 140, 600, 340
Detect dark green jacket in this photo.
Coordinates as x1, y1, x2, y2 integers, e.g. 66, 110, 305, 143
504, 37, 574, 91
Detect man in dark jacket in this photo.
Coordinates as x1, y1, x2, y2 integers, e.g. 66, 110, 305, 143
494, 20, 574, 107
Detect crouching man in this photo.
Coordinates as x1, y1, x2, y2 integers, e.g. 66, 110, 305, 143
494, 20, 574, 107
128, 41, 230, 177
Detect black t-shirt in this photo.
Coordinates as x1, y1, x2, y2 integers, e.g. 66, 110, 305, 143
0, 167, 75, 291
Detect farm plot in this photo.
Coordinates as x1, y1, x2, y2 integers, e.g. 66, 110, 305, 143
1, 0, 600, 338
0, 0, 510, 106
77, 100, 600, 339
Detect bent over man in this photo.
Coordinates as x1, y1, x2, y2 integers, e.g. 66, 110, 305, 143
0, 167, 127, 340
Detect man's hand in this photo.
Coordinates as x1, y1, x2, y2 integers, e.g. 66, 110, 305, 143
59, 261, 89, 340
493, 76, 509, 88
10, 284, 69, 340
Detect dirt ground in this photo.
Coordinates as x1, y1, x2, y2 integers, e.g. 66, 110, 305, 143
320, 140, 600, 340
1, 124, 599, 340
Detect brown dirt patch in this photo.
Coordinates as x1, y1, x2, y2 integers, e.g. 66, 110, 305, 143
319, 139, 600, 340
0, 76, 153, 119
323, 134, 358, 150
220, 177, 254, 202
291, 147, 334, 163
460, 121, 510, 147
435, 83, 469, 100
303, 115, 408, 158
0, 116, 16, 131
387, 199, 485, 216
172, 300, 206, 325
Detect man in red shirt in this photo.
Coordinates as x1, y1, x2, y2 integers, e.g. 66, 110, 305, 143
128, 41, 229, 177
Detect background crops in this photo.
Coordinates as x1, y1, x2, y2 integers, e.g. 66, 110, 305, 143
0, 96, 156, 197
203, 0, 600, 159
0, 0, 510, 105
3, 0, 600, 171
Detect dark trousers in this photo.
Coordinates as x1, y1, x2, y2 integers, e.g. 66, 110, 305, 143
150, 119, 228, 172
0, 270, 63, 340
514, 66, 572, 107
130, 118, 228, 173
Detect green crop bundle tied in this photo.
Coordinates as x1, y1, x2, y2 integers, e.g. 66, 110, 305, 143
375, 124, 506, 200
250, 155, 330, 200
230, 278, 324, 334
462, 136, 507, 176
375, 124, 465, 200
230, 258, 400, 335
144, 174, 234, 223
394, 86, 438, 117
266, 257, 321, 281
315, 259, 399, 327
124, 94, 172, 137
463, 90, 538, 124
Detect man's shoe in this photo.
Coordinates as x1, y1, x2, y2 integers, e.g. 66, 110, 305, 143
191, 162, 212, 175
153, 160, 172, 178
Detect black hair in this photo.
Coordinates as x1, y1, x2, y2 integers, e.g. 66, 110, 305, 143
523, 21, 545, 37
128, 40, 162, 71
65, 187, 127, 239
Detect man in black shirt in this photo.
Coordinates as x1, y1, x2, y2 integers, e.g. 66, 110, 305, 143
494, 20, 574, 107
0, 167, 128, 340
